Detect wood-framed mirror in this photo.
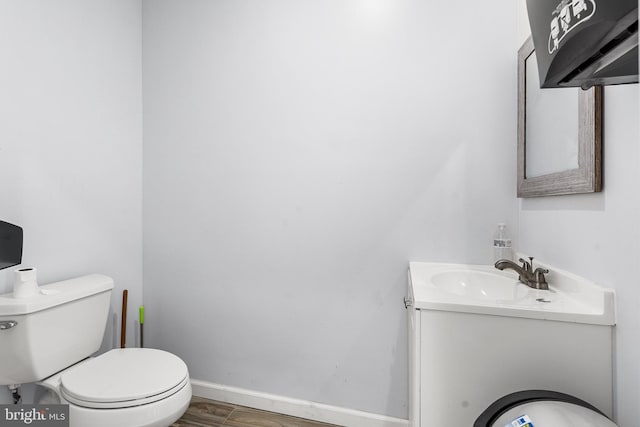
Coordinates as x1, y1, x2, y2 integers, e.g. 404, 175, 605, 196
517, 36, 602, 198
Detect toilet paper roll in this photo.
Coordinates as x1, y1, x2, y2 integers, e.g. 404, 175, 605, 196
13, 268, 40, 299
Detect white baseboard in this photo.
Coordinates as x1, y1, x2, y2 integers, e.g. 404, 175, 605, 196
190, 379, 409, 427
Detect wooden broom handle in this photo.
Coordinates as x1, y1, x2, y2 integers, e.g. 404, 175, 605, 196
121, 289, 128, 348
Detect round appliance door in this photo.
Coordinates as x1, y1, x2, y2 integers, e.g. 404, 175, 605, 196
475, 390, 617, 427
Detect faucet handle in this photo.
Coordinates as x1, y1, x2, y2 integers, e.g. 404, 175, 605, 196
533, 267, 549, 289
518, 257, 532, 272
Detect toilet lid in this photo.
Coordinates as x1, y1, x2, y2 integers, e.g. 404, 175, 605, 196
60, 348, 188, 409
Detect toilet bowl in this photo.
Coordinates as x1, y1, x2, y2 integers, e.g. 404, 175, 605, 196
0, 274, 192, 427
37, 348, 192, 427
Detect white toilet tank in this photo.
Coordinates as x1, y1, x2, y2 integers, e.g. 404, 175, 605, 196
0, 274, 114, 385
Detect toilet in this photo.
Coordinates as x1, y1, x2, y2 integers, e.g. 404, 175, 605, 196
0, 274, 191, 427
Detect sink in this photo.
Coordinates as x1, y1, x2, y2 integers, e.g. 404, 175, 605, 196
408, 261, 615, 325
431, 270, 529, 302
407, 261, 616, 427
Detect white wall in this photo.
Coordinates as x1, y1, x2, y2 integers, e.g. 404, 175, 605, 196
516, 2, 640, 426
0, 0, 143, 402
143, 0, 517, 418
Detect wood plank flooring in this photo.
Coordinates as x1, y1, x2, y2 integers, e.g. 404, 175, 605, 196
172, 396, 342, 427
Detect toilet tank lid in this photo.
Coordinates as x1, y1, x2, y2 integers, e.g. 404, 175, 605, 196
0, 274, 114, 316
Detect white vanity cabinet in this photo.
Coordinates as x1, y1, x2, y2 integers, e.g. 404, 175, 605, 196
407, 262, 615, 427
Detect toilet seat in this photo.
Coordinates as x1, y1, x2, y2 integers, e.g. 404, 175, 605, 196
59, 348, 188, 409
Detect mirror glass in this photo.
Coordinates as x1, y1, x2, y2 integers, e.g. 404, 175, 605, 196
524, 52, 579, 178
517, 36, 602, 198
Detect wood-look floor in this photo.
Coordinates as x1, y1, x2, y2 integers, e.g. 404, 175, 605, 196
172, 396, 342, 427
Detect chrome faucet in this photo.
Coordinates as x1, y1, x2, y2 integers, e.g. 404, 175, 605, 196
494, 257, 549, 290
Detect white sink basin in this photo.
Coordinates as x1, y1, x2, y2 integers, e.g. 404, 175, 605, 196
408, 262, 615, 325
431, 270, 529, 302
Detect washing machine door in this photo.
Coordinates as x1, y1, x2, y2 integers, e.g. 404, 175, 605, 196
475, 390, 617, 427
